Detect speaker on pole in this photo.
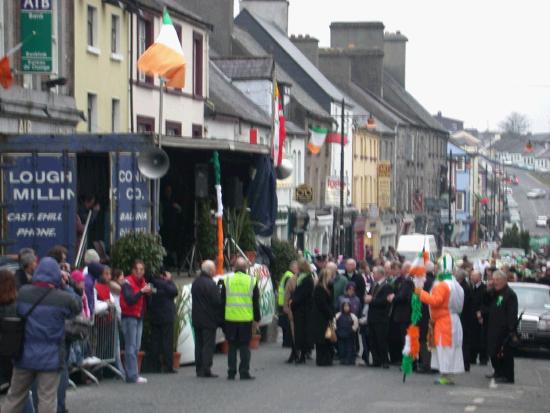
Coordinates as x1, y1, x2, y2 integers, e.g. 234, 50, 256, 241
137, 147, 170, 179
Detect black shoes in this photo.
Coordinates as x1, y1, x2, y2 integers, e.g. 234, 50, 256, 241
227, 375, 235, 380
382, 363, 390, 369
295, 354, 306, 364
494, 377, 514, 384
240, 374, 255, 380
286, 352, 297, 364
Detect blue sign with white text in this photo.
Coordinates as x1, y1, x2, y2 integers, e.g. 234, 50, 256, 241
111, 153, 150, 238
4, 154, 76, 261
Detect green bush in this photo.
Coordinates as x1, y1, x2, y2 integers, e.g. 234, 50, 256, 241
111, 232, 166, 275
270, 238, 299, 286
197, 200, 217, 260
224, 204, 256, 252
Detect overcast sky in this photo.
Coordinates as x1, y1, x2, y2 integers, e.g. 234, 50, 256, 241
236, 0, 550, 132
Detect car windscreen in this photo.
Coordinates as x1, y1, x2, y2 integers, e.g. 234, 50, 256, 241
511, 286, 550, 309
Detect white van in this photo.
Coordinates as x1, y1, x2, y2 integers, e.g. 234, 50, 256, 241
397, 234, 438, 262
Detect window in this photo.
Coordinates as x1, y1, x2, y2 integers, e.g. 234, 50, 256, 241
111, 98, 120, 132
137, 17, 153, 83
456, 191, 465, 211
193, 32, 203, 97
174, 23, 182, 44
87, 6, 97, 49
456, 156, 465, 171
192, 124, 203, 138
0, 0, 4, 57
87, 93, 97, 132
111, 14, 120, 54
165, 121, 181, 136
136, 116, 155, 133
297, 150, 302, 184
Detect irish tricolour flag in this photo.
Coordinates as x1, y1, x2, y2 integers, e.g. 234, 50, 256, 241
307, 126, 328, 154
138, 9, 186, 89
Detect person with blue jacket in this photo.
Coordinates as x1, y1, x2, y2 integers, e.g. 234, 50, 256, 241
2, 257, 81, 413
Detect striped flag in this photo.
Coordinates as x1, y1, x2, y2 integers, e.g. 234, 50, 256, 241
307, 126, 328, 154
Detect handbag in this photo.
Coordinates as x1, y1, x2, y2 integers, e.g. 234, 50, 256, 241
64, 316, 92, 342
325, 321, 337, 343
0, 288, 52, 359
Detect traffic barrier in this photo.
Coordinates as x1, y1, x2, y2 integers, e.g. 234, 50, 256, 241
71, 305, 124, 385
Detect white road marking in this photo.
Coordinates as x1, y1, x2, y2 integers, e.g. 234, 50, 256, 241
472, 397, 484, 404
465, 406, 477, 412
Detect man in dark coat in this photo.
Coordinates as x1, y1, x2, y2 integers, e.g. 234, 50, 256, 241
456, 269, 474, 372
220, 258, 261, 380
418, 262, 435, 373
149, 270, 179, 373
15, 248, 37, 290
486, 270, 519, 384
366, 266, 394, 368
388, 261, 414, 364
470, 270, 488, 365
344, 259, 367, 305
191, 260, 222, 378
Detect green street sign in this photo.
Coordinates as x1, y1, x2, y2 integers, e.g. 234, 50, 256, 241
20, 1, 52, 73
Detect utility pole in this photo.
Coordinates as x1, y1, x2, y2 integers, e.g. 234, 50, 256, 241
448, 150, 452, 225
484, 163, 488, 241
340, 98, 345, 256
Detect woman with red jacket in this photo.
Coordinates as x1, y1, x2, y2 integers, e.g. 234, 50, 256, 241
120, 259, 152, 384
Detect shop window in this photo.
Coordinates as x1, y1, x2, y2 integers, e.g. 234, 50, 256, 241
192, 124, 203, 138
456, 191, 465, 211
111, 98, 120, 132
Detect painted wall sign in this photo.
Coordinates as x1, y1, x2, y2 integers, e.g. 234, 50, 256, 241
377, 161, 391, 210
4, 154, 76, 260
20, 0, 52, 73
111, 153, 150, 238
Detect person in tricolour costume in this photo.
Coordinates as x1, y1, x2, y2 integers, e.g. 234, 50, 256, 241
415, 254, 464, 385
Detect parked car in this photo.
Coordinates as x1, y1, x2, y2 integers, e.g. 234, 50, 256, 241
527, 188, 547, 199
510, 283, 550, 350
536, 216, 548, 227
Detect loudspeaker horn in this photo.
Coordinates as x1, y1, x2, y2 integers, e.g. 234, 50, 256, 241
276, 158, 293, 180
137, 147, 170, 179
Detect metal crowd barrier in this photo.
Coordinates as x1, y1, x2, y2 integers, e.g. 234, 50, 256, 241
70, 305, 125, 385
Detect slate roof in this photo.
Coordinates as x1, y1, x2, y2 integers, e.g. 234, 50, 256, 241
491, 136, 526, 153
382, 71, 447, 132
285, 121, 307, 136
136, 0, 213, 29
232, 26, 331, 120
208, 61, 271, 128
235, 9, 346, 102
213, 56, 274, 80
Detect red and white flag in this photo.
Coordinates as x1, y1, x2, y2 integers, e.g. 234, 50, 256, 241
272, 85, 286, 166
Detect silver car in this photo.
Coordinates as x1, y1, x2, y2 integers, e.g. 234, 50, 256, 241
510, 282, 550, 349
526, 188, 547, 199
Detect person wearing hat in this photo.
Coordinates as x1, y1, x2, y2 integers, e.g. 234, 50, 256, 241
85, 262, 104, 317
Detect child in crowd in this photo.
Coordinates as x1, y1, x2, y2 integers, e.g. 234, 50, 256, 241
335, 300, 359, 365
338, 282, 361, 317
71, 270, 90, 319
95, 265, 113, 302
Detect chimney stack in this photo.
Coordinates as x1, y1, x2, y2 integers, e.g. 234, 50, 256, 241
290, 34, 319, 67
318, 49, 352, 85
240, 0, 289, 35
328, 22, 385, 97
384, 31, 408, 88
185, 0, 234, 56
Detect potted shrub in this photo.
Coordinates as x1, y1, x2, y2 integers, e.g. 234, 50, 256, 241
225, 203, 257, 263
249, 325, 262, 350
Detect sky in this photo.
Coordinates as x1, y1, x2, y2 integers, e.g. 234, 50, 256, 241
235, 0, 550, 133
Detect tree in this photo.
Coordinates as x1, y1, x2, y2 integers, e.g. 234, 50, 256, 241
498, 112, 530, 135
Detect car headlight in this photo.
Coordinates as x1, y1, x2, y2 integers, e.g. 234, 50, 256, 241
538, 319, 550, 331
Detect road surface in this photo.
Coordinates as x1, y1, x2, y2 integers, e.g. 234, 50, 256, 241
506, 167, 549, 236
37, 343, 550, 413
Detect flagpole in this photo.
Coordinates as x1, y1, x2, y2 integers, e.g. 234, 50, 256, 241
154, 77, 164, 235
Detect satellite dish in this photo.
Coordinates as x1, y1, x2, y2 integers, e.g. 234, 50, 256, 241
276, 158, 293, 180
137, 147, 170, 179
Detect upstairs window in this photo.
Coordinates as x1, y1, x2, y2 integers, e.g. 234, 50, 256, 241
137, 17, 153, 84
193, 32, 203, 97
87, 6, 98, 49
111, 14, 120, 55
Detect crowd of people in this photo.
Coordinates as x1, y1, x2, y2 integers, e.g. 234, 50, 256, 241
277, 251, 550, 385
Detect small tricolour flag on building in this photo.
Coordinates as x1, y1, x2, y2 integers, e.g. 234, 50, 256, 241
137, 8, 186, 89
307, 126, 328, 154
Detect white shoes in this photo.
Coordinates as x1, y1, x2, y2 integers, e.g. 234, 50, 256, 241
136, 376, 148, 384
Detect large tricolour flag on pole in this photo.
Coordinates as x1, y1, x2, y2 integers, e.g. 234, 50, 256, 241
272, 85, 286, 166
307, 126, 328, 154
137, 9, 186, 89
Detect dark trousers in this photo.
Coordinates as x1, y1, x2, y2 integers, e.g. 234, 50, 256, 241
315, 340, 333, 366
462, 327, 471, 372
194, 328, 216, 375
491, 346, 514, 382
151, 322, 174, 372
228, 341, 251, 377
338, 336, 355, 365
388, 321, 407, 364
470, 323, 488, 364
278, 313, 293, 348
368, 321, 389, 366
360, 325, 369, 364
419, 337, 431, 371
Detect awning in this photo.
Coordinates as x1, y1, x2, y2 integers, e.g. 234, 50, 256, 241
162, 135, 270, 155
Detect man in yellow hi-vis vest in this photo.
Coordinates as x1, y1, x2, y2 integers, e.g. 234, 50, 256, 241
221, 257, 260, 380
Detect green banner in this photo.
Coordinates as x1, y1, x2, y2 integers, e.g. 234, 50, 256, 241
20, 1, 52, 73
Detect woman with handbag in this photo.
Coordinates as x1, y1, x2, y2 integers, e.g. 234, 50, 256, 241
311, 269, 335, 366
